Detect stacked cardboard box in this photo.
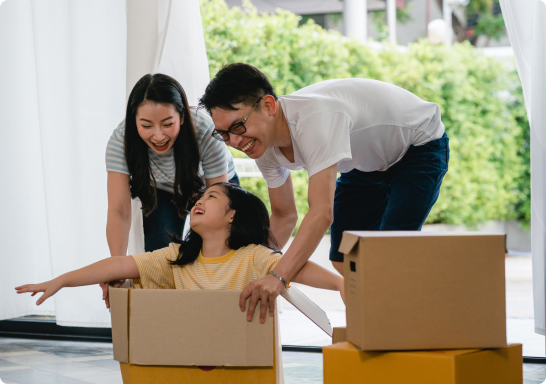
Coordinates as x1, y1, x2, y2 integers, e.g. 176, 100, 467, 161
323, 231, 523, 384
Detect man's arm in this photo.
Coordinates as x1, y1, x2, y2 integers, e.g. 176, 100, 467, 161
239, 165, 338, 322
269, 174, 298, 249
272, 164, 337, 281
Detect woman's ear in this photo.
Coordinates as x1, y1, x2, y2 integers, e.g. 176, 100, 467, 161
228, 210, 235, 224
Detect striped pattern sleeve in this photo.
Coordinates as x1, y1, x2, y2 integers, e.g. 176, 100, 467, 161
192, 109, 231, 179
253, 245, 283, 278
105, 120, 129, 175
131, 243, 180, 289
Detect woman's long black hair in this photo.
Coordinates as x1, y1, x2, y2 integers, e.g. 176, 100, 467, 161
170, 183, 281, 266
125, 73, 204, 217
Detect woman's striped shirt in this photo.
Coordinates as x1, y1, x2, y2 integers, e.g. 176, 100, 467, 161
105, 108, 236, 194
131, 243, 282, 290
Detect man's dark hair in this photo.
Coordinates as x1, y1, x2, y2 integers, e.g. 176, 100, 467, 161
198, 63, 277, 112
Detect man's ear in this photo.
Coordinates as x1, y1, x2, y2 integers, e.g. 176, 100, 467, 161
262, 95, 277, 116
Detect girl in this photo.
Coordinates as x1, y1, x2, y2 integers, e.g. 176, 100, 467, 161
16, 183, 343, 324
103, 74, 238, 306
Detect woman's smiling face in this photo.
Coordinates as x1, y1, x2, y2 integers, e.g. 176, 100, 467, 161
136, 100, 182, 154
189, 185, 235, 234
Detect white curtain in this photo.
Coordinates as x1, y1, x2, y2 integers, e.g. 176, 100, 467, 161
126, 0, 210, 256
499, 0, 546, 335
0, 0, 210, 327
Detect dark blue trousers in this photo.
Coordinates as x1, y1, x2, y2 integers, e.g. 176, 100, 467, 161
143, 173, 240, 252
330, 134, 449, 262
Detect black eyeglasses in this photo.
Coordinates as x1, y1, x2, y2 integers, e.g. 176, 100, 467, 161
211, 96, 265, 142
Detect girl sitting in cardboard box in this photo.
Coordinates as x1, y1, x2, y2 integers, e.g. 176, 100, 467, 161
16, 182, 343, 325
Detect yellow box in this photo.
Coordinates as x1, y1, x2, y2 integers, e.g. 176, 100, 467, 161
119, 359, 276, 384
323, 342, 522, 384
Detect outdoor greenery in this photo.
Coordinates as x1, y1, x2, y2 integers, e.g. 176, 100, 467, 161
201, 0, 530, 233
466, 0, 506, 44
371, 4, 414, 42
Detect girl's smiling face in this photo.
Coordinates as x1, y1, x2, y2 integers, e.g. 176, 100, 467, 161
189, 185, 235, 234
136, 100, 182, 154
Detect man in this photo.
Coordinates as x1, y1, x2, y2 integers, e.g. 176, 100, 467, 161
199, 64, 449, 323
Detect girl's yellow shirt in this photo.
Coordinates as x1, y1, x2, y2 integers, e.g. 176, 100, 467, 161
132, 243, 283, 290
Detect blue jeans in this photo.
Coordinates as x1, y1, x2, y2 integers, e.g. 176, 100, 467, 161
329, 133, 450, 262
143, 173, 240, 252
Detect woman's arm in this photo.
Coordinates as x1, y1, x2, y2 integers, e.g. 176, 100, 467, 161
16, 256, 140, 306
291, 261, 344, 301
205, 174, 229, 187
103, 171, 133, 308
106, 172, 132, 256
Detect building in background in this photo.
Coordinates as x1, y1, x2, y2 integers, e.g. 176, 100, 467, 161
224, 0, 510, 46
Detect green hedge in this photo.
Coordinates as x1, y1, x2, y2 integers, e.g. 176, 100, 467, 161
202, 0, 530, 232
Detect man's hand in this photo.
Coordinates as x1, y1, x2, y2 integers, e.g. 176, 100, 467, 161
239, 275, 285, 323
100, 280, 125, 309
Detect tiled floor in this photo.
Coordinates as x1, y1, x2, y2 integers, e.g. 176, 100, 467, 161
0, 337, 543, 384
0, 337, 323, 384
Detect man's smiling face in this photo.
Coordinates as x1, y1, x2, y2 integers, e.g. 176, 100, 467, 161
210, 99, 274, 159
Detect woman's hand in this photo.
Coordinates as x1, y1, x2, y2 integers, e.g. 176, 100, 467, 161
15, 279, 63, 306
239, 275, 285, 324
100, 280, 126, 309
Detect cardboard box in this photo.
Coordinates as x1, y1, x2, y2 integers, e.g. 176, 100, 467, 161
323, 341, 522, 384
340, 231, 507, 351
332, 327, 346, 345
110, 286, 332, 384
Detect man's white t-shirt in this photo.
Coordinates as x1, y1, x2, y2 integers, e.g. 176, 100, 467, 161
255, 78, 445, 188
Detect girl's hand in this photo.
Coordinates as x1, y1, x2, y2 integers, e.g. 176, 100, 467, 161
15, 279, 63, 306
100, 280, 125, 309
338, 279, 345, 304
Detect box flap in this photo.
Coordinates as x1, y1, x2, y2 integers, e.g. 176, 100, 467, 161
338, 232, 360, 254
128, 290, 273, 367
109, 287, 129, 363
332, 327, 346, 344
344, 231, 506, 238
281, 285, 333, 337
327, 341, 482, 358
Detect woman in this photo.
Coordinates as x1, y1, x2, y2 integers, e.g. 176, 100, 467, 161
102, 74, 238, 305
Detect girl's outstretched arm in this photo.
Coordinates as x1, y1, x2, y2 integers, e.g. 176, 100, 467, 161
15, 256, 140, 306
291, 261, 344, 301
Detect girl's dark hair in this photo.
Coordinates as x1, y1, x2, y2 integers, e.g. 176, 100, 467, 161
170, 183, 281, 266
125, 73, 204, 218
198, 63, 277, 113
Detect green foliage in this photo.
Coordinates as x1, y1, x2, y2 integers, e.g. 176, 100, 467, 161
371, 4, 413, 42
202, 0, 530, 231
467, 0, 506, 42
473, 12, 506, 41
